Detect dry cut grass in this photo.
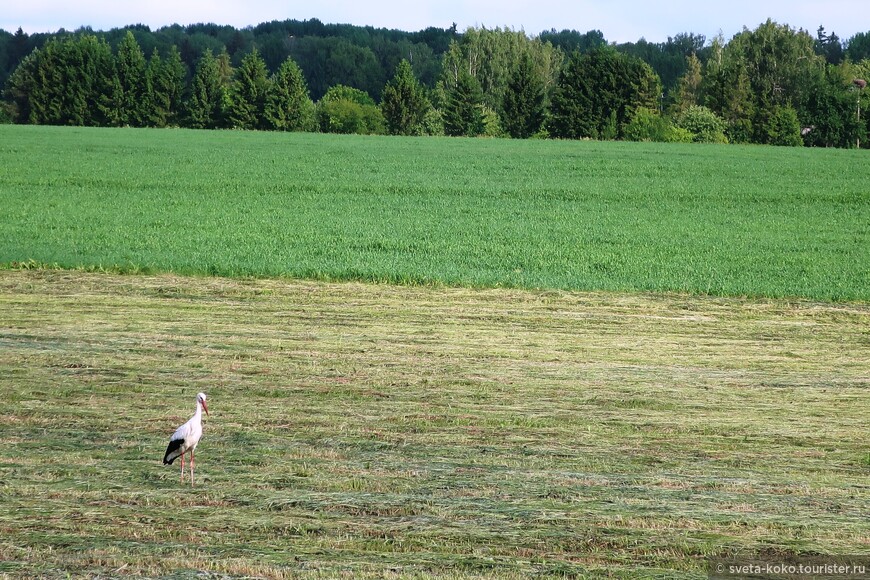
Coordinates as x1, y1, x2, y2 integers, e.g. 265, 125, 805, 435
0, 270, 867, 578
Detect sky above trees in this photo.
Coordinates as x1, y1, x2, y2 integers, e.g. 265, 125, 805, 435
4, 0, 869, 44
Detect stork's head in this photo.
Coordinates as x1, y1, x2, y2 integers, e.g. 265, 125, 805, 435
197, 392, 209, 416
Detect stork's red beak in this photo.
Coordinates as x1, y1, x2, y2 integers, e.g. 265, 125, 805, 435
202, 400, 209, 417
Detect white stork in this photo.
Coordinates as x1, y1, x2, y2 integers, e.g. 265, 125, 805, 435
163, 392, 209, 486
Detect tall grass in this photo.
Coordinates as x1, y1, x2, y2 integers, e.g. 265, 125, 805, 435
1, 125, 867, 301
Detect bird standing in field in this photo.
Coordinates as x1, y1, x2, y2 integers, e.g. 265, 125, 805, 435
163, 392, 209, 486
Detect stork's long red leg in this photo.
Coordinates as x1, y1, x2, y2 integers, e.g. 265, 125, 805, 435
190, 449, 195, 487
180, 453, 185, 483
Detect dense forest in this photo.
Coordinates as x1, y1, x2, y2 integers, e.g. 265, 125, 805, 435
2, 18, 869, 147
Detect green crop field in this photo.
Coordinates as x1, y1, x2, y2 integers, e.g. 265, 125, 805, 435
0, 125, 867, 301
0, 127, 868, 578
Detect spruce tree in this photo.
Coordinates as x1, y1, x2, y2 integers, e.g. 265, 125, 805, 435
548, 51, 596, 139
161, 46, 187, 126
381, 59, 431, 135
185, 49, 223, 129
442, 67, 484, 137
550, 47, 661, 140
673, 53, 702, 114
228, 48, 269, 130
502, 52, 546, 138
264, 56, 315, 131
6, 48, 38, 123
30, 35, 115, 126
143, 48, 186, 127
143, 50, 167, 127
113, 31, 147, 126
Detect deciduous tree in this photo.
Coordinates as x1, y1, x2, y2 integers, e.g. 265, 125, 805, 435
707, 20, 821, 144
799, 66, 867, 148
317, 84, 385, 134
675, 105, 728, 143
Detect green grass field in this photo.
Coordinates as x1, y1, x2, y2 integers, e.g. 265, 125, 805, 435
0, 127, 868, 578
0, 270, 868, 578
1, 125, 868, 300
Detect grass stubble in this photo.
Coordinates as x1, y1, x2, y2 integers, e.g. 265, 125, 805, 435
0, 270, 867, 578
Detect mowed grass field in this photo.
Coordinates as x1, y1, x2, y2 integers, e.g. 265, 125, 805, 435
0, 127, 868, 578
0, 270, 868, 578
0, 125, 868, 300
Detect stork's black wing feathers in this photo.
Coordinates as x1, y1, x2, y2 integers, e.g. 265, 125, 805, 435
163, 438, 184, 464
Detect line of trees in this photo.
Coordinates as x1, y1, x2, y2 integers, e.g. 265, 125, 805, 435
0, 20, 456, 101
3, 20, 870, 147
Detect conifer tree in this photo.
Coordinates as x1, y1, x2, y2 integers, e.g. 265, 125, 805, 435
264, 56, 315, 131
143, 49, 163, 126
185, 49, 224, 129
144, 48, 186, 127
673, 53, 702, 114
549, 47, 660, 139
113, 31, 147, 126
26, 35, 115, 126
161, 46, 187, 126
442, 67, 484, 137
5, 48, 38, 122
502, 52, 546, 138
381, 60, 431, 136
548, 50, 596, 139
228, 48, 269, 130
